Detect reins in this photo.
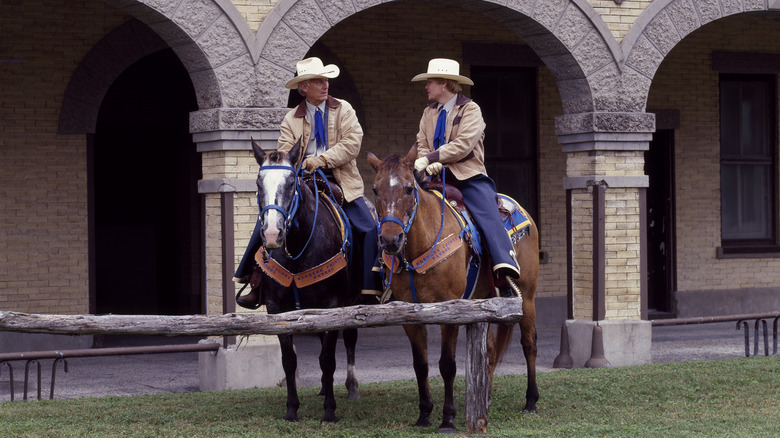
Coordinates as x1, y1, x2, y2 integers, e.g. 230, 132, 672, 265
377, 169, 449, 302
257, 163, 319, 261
257, 163, 351, 309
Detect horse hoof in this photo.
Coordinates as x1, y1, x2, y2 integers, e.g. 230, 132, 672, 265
321, 414, 338, 424
414, 419, 431, 428
347, 390, 360, 400
437, 425, 457, 434
284, 414, 299, 422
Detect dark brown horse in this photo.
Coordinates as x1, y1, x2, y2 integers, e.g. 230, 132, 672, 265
367, 147, 539, 433
251, 139, 361, 423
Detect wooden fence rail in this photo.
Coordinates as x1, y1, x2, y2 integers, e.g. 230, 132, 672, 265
0, 298, 523, 433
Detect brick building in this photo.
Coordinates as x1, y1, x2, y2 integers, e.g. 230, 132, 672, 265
2, 0, 780, 371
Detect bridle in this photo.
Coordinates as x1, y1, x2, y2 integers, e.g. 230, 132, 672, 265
257, 163, 319, 261
376, 170, 449, 296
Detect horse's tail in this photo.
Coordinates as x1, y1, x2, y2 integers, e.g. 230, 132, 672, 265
494, 323, 515, 365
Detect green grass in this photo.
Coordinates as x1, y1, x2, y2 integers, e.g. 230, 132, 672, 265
0, 357, 777, 437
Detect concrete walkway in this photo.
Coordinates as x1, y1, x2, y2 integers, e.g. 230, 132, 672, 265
0, 321, 759, 401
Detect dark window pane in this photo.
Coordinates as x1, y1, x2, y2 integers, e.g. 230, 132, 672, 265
720, 74, 775, 244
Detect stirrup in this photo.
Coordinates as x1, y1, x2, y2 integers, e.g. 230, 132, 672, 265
504, 276, 521, 298
235, 283, 262, 310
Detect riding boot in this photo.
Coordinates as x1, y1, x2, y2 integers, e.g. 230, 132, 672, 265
236, 266, 264, 309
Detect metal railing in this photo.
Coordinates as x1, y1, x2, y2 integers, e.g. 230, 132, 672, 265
0, 343, 219, 401
651, 311, 780, 358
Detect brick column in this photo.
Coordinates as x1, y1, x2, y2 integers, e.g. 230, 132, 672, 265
555, 111, 654, 367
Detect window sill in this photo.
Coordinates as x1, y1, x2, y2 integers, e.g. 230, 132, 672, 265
716, 245, 780, 259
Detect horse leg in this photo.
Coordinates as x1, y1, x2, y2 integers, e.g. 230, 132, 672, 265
438, 324, 460, 433
519, 312, 539, 412
319, 330, 339, 423
317, 332, 326, 396
278, 334, 300, 421
342, 328, 360, 399
402, 324, 433, 427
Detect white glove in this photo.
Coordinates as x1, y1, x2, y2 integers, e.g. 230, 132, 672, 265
413, 157, 429, 172
425, 162, 443, 175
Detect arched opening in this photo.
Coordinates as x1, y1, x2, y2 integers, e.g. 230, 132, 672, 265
91, 48, 203, 316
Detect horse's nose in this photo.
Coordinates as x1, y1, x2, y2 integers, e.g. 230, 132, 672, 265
262, 226, 282, 249
379, 231, 404, 254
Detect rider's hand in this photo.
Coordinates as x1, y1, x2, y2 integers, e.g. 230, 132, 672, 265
302, 156, 326, 173
425, 162, 443, 175
413, 157, 429, 172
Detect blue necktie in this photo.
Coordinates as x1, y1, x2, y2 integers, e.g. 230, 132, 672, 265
314, 108, 326, 151
433, 107, 446, 150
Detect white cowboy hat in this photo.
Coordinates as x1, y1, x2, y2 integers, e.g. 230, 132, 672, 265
284, 57, 341, 89
411, 58, 474, 85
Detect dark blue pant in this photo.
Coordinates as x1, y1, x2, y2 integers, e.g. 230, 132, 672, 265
455, 174, 519, 271
342, 197, 382, 293
235, 197, 381, 293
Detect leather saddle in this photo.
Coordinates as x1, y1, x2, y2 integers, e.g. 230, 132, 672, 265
303, 173, 343, 206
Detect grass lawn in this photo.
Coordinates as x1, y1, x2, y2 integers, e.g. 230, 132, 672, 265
0, 356, 777, 437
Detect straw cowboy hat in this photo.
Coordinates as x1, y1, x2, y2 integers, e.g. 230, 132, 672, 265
285, 57, 340, 89
411, 58, 474, 85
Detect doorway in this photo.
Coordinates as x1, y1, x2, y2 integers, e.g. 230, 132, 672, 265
91, 49, 202, 316
645, 129, 676, 316
470, 66, 539, 222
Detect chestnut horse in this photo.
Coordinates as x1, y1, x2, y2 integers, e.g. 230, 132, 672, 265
367, 147, 539, 433
251, 139, 361, 423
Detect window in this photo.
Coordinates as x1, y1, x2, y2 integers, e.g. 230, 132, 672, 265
719, 74, 776, 253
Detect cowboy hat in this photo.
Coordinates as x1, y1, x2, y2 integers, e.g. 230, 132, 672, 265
411, 58, 474, 85
284, 57, 341, 89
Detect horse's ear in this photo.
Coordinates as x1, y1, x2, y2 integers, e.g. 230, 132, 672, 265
289, 140, 302, 168
251, 138, 265, 164
401, 144, 418, 167
366, 152, 382, 172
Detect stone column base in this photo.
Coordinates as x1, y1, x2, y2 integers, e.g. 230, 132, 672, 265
565, 319, 651, 367
198, 336, 285, 391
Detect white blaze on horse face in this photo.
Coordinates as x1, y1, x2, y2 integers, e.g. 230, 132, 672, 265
259, 159, 291, 248
384, 176, 402, 217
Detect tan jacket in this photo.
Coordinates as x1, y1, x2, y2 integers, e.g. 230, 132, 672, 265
278, 96, 365, 203
415, 94, 487, 181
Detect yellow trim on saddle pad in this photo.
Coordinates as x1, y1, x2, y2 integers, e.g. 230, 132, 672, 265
498, 193, 531, 237
430, 190, 467, 229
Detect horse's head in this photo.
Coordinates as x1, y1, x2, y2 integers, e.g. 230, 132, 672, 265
367, 146, 420, 255
252, 139, 301, 250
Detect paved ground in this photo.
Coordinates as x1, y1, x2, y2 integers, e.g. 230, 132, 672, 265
0, 321, 764, 402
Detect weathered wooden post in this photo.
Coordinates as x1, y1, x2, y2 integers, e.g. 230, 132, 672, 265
465, 321, 490, 433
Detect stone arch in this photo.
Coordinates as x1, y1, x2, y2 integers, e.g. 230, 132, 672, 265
253, 0, 620, 114
60, 0, 259, 134
59, 19, 168, 134
622, 0, 780, 111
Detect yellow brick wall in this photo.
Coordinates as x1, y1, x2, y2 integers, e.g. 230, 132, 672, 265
604, 188, 641, 319
538, 68, 568, 298
570, 191, 593, 319
647, 14, 780, 292
566, 151, 644, 320
232, 0, 278, 31
588, 0, 654, 42
0, 2, 129, 314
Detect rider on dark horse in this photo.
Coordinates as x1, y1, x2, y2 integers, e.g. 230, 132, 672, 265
234, 57, 383, 308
